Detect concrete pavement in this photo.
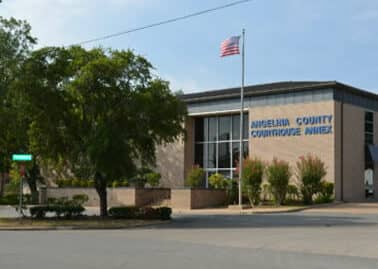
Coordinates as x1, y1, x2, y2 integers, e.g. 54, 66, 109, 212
1, 205, 378, 268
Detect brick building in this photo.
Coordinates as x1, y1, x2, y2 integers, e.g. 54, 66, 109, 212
156, 81, 378, 202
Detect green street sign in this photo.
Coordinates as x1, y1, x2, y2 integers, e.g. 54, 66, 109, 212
12, 154, 33, 162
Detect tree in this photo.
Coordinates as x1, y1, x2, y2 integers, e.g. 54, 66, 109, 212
239, 157, 264, 207
266, 158, 291, 205
296, 154, 326, 204
16, 46, 187, 216
0, 17, 36, 195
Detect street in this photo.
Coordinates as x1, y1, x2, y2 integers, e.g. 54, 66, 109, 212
1, 206, 378, 268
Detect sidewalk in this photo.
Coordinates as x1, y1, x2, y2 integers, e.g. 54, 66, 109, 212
173, 205, 310, 215
172, 202, 355, 215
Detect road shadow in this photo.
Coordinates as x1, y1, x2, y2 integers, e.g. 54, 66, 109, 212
151, 213, 378, 229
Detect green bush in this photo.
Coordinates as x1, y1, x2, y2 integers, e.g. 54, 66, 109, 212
185, 165, 205, 187
261, 183, 271, 201
266, 159, 291, 206
159, 207, 172, 220
71, 179, 80, 187
241, 158, 264, 207
108, 206, 139, 219
29, 205, 85, 218
62, 179, 73, 187
315, 181, 334, 203
120, 180, 129, 187
4, 163, 21, 195
72, 194, 89, 206
29, 195, 86, 219
87, 179, 95, 187
296, 154, 327, 204
146, 172, 161, 187
208, 173, 228, 189
287, 184, 299, 201
0, 194, 19, 205
227, 179, 238, 205
108, 206, 172, 220
112, 180, 121, 188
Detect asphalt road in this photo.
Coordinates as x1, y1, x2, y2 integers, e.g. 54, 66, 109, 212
1, 209, 378, 269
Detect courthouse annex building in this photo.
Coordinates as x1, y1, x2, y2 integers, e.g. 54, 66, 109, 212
156, 81, 378, 202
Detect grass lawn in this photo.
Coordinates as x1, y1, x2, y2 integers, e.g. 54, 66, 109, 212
0, 217, 167, 230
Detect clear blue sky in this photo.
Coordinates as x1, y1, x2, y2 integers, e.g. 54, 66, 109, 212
1, 0, 378, 93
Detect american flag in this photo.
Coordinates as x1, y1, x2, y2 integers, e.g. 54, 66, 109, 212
220, 35, 240, 57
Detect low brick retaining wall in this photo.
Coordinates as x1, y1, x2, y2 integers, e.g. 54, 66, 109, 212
171, 188, 227, 209
44, 187, 170, 207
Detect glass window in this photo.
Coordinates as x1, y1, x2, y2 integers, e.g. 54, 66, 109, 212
365, 122, 373, 133
194, 118, 204, 142
207, 143, 216, 168
208, 117, 217, 141
365, 112, 373, 122
194, 144, 204, 167
365, 133, 374, 145
232, 141, 249, 168
192, 113, 249, 188
218, 116, 231, 141
232, 114, 240, 140
218, 142, 230, 168
232, 142, 240, 168
218, 170, 232, 179
232, 113, 248, 140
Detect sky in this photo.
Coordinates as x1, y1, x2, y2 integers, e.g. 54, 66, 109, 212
1, 0, 378, 93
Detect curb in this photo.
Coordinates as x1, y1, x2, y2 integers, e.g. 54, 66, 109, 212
0, 220, 169, 231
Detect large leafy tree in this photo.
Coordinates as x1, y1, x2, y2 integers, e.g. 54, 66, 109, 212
16, 46, 187, 216
0, 17, 37, 196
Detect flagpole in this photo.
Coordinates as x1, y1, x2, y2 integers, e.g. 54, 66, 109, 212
238, 29, 245, 207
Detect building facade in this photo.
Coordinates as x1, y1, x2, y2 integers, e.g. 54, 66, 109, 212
156, 81, 378, 202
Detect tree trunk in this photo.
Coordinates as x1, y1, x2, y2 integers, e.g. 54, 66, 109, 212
94, 172, 108, 217
0, 172, 4, 197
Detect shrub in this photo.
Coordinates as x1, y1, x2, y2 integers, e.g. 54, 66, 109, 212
296, 154, 327, 204
208, 173, 228, 189
4, 163, 21, 195
185, 165, 205, 187
120, 180, 129, 187
261, 183, 271, 201
266, 159, 291, 206
72, 194, 89, 206
87, 179, 95, 187
146, 172, 161, 187
240, 158, 264, 207
62, 179, 73, 187
315, 181, 334, 203
108, 206, 139, 219
55, 179, 64, 187
108, 206, 172, 220
112, 180, 121, 188
29, 204, 85, 218
287, 184, 299, 201
29, 195, 86, 218
71, 179, 80, 187
159, 207, 172, 220
128, 167, 154, 187
227, 179, 238, 205
0, 194, 19, 205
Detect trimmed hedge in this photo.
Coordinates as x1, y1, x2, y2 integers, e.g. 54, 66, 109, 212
108, 206, 172, 220
29, 205, 85, 218
29, 195, 88, 218
0, 194, 34, 205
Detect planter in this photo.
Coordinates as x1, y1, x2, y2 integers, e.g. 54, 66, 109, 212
45, 187, 170, 207
171, 188, 227, 209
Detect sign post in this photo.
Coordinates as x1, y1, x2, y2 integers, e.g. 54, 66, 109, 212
12, 154, 33, 217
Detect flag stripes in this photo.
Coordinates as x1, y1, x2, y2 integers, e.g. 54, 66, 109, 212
220, 36, 240, 57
